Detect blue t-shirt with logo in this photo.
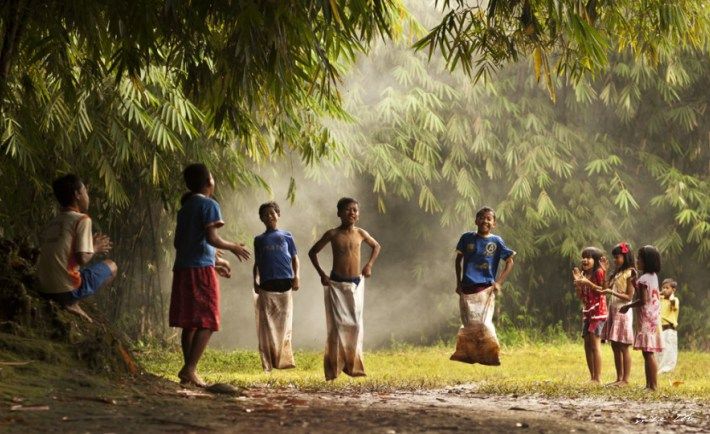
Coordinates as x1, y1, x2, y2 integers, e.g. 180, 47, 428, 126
456, 232, 515, 286
173, 195, 223, 269
254, 229, 297, 282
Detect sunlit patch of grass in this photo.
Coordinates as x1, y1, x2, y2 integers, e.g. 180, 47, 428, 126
137, 342, 710, 401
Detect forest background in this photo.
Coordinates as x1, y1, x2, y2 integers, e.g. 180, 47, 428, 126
0, 1, 707, 350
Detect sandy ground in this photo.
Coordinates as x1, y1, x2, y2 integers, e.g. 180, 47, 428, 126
1, 374, 707, 433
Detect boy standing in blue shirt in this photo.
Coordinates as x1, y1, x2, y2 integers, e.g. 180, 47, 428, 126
253, 201, 299, 371
455, 207, 515, 295
253, 201, 299, 293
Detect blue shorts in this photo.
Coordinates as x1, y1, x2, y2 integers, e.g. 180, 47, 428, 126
330, 271, 361, 286
71, 261, 113, 300
582, 319, 605, 338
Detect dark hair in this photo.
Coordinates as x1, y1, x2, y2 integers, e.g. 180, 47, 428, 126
637, 245, 661, 274
475, 207, 496, 220
661, 278, 677, 290
52, 174, 83, 207
610, 242, 636, 280
337, 197, 358, 213
259, 201, 280, 217
183, 163, 211, 193
581, 246, 604, 272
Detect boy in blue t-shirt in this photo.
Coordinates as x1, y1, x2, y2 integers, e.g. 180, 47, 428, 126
253, 201, 299, 292
455, 207, 515, 295
170, 163, 251, 388
252, 201, 299, 371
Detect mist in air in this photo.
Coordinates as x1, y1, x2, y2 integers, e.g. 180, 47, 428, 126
211, 165, 463, 350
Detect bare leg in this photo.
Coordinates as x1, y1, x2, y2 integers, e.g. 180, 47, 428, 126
643, 351, 658, 390
620, 343, 632, 385
583, 335, 599, 382
60, 259, 118, 323
609, 342, 622, 385
180, 328, 212, 387
590, 335, 602, 382
64, 302, 93, 323
178, 328, 196, 384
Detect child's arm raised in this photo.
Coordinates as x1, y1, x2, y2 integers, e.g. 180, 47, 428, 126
206, 226, 251, 261
572, 267, 584, 299
359, 228, 381, 278
573, 272, 607, 294
309, 230, 334, 286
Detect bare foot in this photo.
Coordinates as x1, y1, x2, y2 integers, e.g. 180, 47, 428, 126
614, 381, 629, 387
604, 381, 620, 387
64, 303, 93, 323
178, 367, 207, 388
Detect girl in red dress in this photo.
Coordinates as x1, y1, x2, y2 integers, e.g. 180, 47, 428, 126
572, 247, 607, 383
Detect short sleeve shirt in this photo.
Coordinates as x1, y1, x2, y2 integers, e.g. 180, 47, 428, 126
660, 295, 680, 328
582, 268, 607, 320
37, 211, 94, 293
173, 195, 224, 269
456, 232, 515, 286
254, 229, 297, 282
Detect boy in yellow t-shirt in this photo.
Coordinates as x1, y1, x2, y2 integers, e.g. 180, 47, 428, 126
657, 278, 680, 373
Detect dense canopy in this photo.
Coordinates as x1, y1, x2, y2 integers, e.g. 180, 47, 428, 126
0, 1, 707, 346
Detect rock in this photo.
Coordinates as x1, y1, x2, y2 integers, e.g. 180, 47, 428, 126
206, 383, 243, 396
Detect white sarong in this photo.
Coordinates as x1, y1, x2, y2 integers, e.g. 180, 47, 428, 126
323, 279, 366, 380
450, 290, 501, 366
657, 328, 678, 373
254, 290, 295, 371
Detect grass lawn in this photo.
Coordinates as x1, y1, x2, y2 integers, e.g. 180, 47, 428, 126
138, 342, 710, 402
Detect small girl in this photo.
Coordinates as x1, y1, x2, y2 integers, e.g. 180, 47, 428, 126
578, 242, 636, 386
572, 247, 607, 383
620, 245, 663, 390
169, 163, 251, 387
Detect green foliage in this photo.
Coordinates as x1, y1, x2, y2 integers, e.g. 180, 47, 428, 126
0, 1, 407, 236
1, 1, 708, 345
415, 0, 710, 95
0, 0, 407, 336
333, 14, 709, 346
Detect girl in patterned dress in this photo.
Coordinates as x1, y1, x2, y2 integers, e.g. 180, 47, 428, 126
578, 242, 636, 386
620, 245, 663, 390
572, 247, 607, 383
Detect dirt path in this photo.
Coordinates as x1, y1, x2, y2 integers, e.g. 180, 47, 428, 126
2, 375, 707, 433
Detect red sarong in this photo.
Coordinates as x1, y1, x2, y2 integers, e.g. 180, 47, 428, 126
169, 266, 220, 331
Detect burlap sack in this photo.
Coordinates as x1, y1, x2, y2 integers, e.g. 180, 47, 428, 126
254, 289, 295, 371
323, 279, 366, 380
450, 290, 501, 366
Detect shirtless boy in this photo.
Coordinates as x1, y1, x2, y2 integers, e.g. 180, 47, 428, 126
308, 197, 381, 286
308, 197, 381, 380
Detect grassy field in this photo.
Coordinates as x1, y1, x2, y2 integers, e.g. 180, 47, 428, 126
139, 342, 710, 402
